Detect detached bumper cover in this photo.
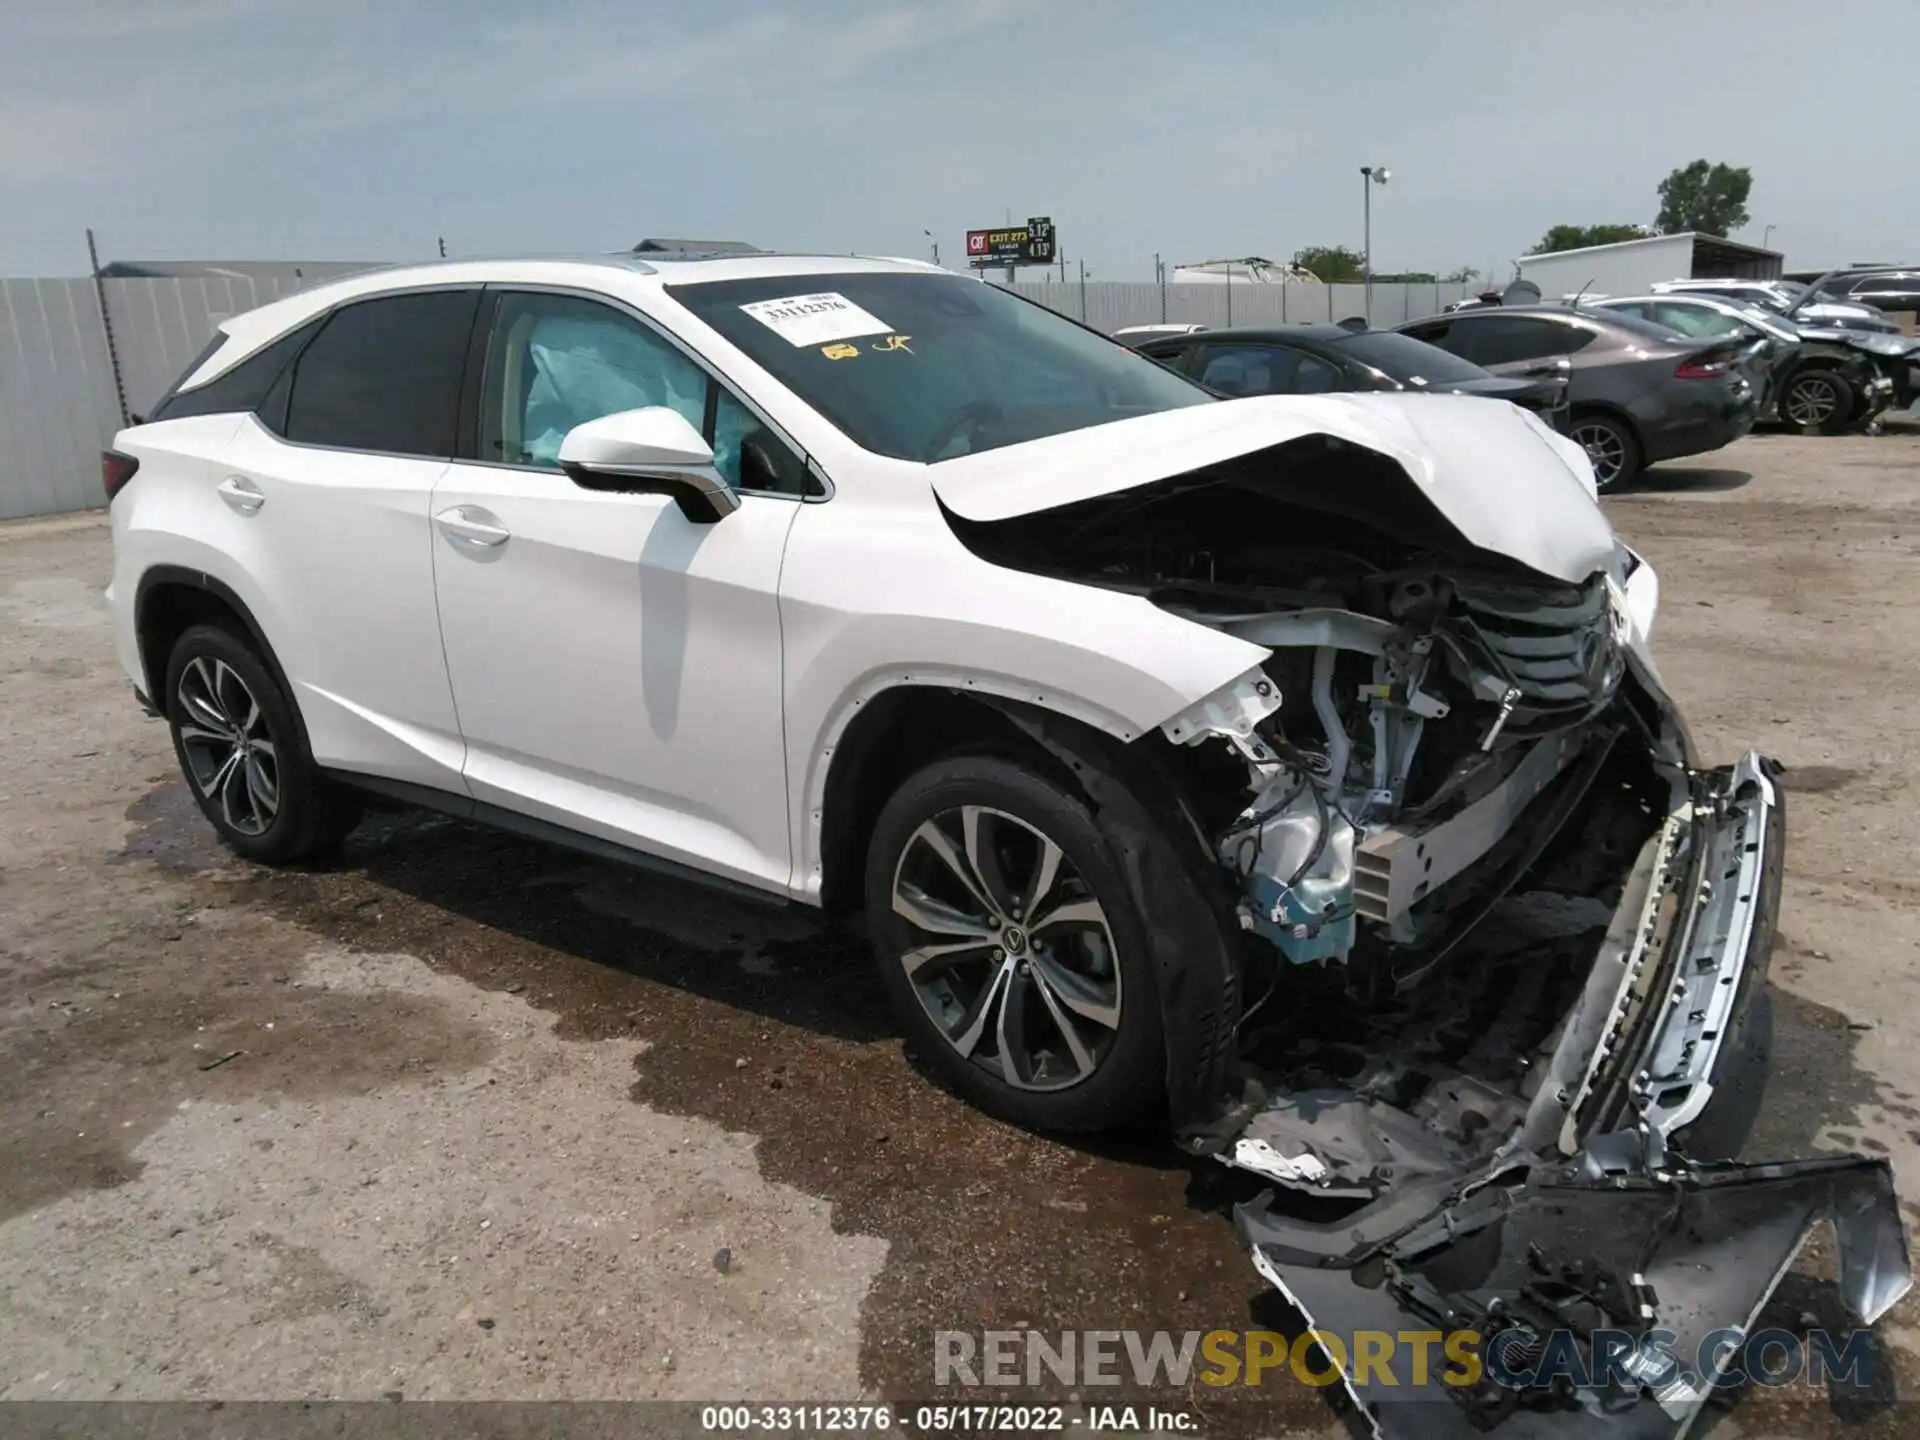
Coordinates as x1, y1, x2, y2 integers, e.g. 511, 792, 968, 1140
1228, 753, 1913, 1436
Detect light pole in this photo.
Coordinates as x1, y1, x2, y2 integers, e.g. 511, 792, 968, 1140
1762, 224, 1776, 252
1077, 258, 1091, 322
923, 229, 939, 267
1360, 164, 1390, 321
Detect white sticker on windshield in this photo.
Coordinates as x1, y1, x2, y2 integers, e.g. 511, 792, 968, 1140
739, 292, 892, 348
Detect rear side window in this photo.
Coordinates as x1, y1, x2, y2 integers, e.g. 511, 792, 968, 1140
1455, 317, 1590, 365
284, 290, 480, 456
148, 319, 322, 425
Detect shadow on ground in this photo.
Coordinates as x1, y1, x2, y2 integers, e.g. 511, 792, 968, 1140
103, 780, 1912, 1433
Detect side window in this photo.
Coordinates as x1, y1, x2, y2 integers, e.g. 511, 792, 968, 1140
1604, 301, 1651, 320
1458, 317, 1586, 365
1654, 303, 1738, 337
1402, 321, 1455, 352
711, 387, 809, 497
480, 292, 707, 468
1288, 351, 1346, 394
284, 291, 478, 456
481, 291, 810, 497
149, 318, 323, 427
1198, 346, 1295, 396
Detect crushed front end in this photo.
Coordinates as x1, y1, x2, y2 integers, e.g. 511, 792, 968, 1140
944, 417, 1911, 1436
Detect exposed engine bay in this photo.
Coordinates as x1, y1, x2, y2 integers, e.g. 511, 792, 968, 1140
945, 433, 1912, 1437
952, 435, 1644, 985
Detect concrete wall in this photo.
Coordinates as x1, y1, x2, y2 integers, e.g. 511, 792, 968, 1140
2, 274, 1474, 521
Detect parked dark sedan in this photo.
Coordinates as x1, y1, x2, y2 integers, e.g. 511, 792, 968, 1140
1121, 324, 1571, 430
1397, 306, 1758, 490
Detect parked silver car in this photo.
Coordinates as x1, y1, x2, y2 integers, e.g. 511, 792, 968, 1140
1587, 293, 1899, 431
1397, 306, 1757, 490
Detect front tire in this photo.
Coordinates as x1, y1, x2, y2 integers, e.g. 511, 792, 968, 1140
164, 623, 360, 864
864, 756, 1166, 1133
1781, 368, 1855, 435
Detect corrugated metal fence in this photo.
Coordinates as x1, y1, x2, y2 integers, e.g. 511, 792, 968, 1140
1, 274, 1472, 521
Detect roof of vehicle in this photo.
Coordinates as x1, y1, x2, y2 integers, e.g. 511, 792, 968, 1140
177, 251, 950, 392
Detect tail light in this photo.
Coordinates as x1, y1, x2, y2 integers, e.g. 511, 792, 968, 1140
102, 450, 139, 502
1675, 350, 1735, 379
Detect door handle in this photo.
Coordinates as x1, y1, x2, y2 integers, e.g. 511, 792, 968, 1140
217, 476, 265, 515
434, 505, 511, 548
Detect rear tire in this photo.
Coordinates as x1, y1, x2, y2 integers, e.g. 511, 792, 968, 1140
163, 623, 361, 865
864, 755, 1166, 1133
1570, 412, 1640, 492
1781, 368, 1855, 435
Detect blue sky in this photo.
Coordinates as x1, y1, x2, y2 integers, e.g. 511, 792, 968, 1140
4, 0, 1913, 279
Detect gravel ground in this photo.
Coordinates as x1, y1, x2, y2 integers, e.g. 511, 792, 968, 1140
2, 425, 1919, 1434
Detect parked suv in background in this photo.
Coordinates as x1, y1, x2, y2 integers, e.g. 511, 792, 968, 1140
1121, 324, 1570, 430
1397, 306, 1756, 489
1815, 270, 1920, 315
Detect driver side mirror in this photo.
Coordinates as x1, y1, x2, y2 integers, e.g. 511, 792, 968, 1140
557, 407, 741, 524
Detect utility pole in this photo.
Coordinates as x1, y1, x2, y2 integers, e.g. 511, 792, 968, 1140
923, 229, 939, 267
1078, 258, 1089, 322
438, 236, 447, 258
1360, 165, 1390, 323
86, 227, 130, 427
1155, 253, 1166, 321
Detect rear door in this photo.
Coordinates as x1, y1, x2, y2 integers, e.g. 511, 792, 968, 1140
219, 288, 479, 790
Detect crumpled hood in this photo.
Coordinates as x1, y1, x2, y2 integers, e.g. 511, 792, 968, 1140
929, 393, 1616, 585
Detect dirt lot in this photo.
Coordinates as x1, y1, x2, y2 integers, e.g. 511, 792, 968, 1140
3, 426, 1920, 1432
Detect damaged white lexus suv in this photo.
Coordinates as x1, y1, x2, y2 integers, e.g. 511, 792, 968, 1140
106, 252, 1907, 1432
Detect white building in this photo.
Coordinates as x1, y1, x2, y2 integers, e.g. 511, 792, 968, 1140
1514, 232, 1782, 300
1170, 256, 1321, 286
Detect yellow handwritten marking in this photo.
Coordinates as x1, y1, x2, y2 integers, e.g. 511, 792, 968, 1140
821, 343, 861, 360
872, 334, 913, 353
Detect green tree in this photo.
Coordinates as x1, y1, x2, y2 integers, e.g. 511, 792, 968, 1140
1442, 265, 1480, 284
1655, 160, 1752, 237
1293, 245, 1365, 283
1531, 223, 1651, 254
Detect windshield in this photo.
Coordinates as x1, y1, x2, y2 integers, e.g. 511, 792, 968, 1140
668, 272, 1213, 462
1329, 330, 1489, 385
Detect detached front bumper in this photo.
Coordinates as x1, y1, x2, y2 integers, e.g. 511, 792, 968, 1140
1228, 753, 1913, 1437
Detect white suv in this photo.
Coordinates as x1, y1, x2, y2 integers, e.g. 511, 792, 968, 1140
106, 250, 1785, 1159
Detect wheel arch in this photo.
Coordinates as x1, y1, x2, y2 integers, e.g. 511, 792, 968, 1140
820, 681, 1247, 1134
1566, 398, 1645, 447
815, 685, 1088, 916
134, 566, 307, 743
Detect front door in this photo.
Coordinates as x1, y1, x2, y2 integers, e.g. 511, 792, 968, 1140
429, 288, 805, 895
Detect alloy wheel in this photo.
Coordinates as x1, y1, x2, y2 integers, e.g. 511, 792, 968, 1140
890, 805, 1122, 1092
176, 655, 279, 837
1784, 375, 1839, 427
1571, 421, 1627, 489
